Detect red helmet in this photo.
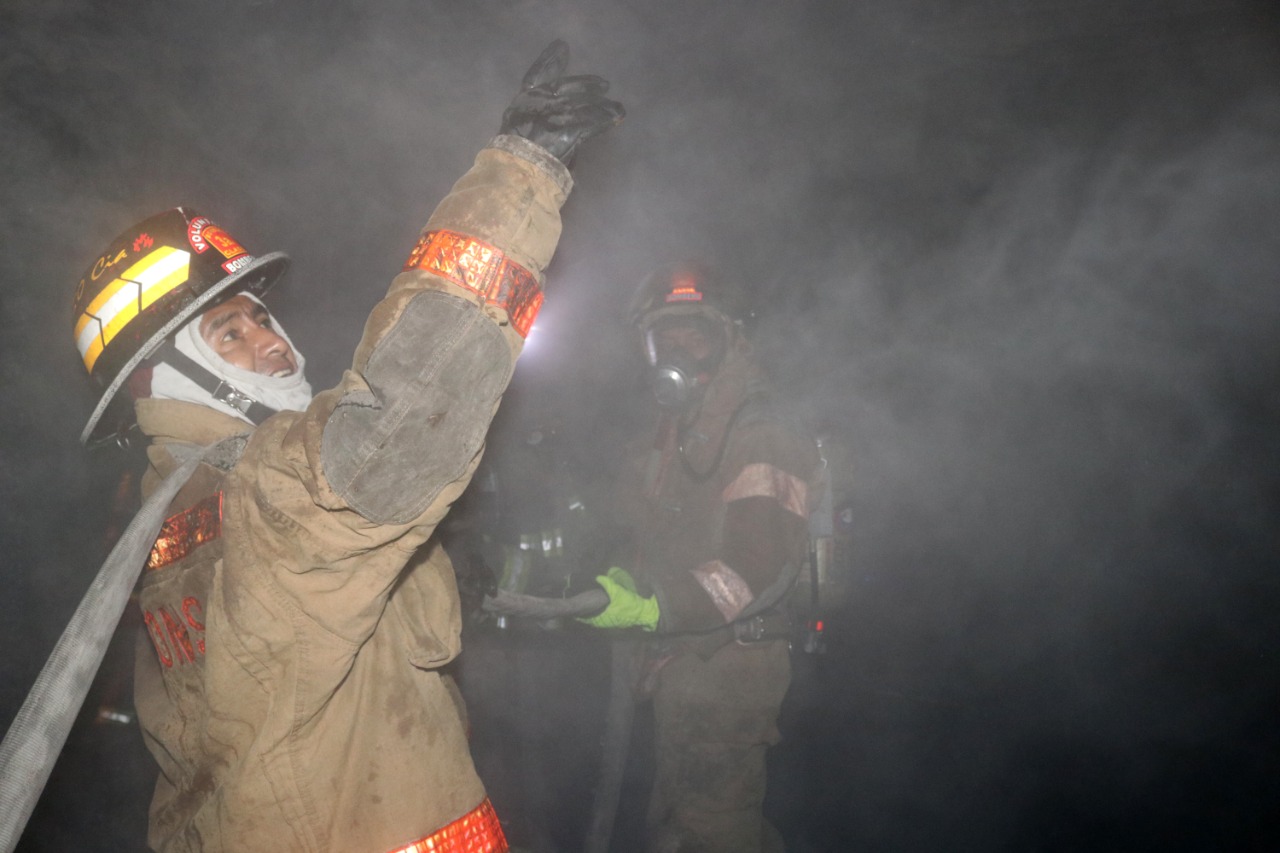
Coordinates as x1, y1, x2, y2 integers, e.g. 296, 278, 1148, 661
72, 207, 289, 445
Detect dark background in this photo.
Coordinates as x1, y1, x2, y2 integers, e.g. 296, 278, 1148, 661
3, 0, 1279, 850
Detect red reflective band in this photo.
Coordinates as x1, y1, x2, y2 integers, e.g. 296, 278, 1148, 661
387, 798, 508, 853
403, 230, 543, 338
146, 493, 223, 570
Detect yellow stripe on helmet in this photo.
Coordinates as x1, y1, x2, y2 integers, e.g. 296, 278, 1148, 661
76, 247, 191, 372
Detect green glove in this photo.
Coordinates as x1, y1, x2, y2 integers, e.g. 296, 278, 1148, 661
579, 567, 660, 631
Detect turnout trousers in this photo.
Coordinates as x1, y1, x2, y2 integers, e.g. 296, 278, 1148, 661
647, 638, 791, 853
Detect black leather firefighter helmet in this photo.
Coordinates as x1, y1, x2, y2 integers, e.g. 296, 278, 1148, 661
72, 207, 289, 445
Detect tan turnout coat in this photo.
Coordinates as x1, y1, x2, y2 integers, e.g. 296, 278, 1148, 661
132, 135, 571, 852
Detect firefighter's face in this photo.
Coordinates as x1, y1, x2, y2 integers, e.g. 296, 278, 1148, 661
198, 294, 298, 377
652, 322, 716, 365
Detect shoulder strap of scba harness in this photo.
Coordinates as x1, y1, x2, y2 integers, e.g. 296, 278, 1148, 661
0, 435, 247, 853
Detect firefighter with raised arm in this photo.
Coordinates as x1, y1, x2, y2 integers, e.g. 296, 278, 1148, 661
69, 41, 622, 853
580, 264, 819, 853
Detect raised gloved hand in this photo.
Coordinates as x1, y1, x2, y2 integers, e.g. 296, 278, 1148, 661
500, 39, 625, 164
578, 567, 659, 631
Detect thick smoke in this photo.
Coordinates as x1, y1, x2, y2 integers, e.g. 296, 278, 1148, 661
2, 0, 1278, 848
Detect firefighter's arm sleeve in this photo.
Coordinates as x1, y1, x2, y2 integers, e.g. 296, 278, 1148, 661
233, 135, 571, 635
655, 421, 818, 632
317, 134, 570, 525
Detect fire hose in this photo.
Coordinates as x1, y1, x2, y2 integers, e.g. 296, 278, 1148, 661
0, 451, 606, 853
0, 487, 790, 852
0, 475, 612, 852
479, 561, 800, 853
482, 587, 608, 621
480, 588, 626, 853
0, 436, 247, 853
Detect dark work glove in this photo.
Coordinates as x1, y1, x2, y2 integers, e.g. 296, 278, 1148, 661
499, 39, 625, 164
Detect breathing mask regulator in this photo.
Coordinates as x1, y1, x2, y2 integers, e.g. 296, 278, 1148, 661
649, 352, 702, 409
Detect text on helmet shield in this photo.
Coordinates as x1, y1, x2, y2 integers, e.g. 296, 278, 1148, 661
187, 216, 212, 253
188, 216, 249, 261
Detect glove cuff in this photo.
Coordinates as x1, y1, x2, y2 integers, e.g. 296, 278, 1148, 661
637, 595, 660, 632
487, 134, 574, 199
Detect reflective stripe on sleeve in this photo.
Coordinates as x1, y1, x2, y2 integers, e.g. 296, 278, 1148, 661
721, 462, 809, 518
402, 229, 543, 338
690, 560, 755, 623
386, 796, 507, 853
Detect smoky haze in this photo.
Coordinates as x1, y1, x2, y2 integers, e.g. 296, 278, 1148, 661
3, 0, 1279, 849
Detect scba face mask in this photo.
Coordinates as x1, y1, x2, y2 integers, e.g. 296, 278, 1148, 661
641, 314, 728, 409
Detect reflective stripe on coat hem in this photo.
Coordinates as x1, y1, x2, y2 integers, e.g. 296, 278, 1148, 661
386, 797, 507, 853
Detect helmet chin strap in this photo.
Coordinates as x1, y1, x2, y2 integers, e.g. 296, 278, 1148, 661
154, 338, 278, 425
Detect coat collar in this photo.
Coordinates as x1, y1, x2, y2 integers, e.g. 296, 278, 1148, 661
135, 398, 254, 483
136, 398, 254, 446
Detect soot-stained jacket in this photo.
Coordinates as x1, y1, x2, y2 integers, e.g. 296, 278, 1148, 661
131, 135, 571, 853
620, 341, 819, 646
